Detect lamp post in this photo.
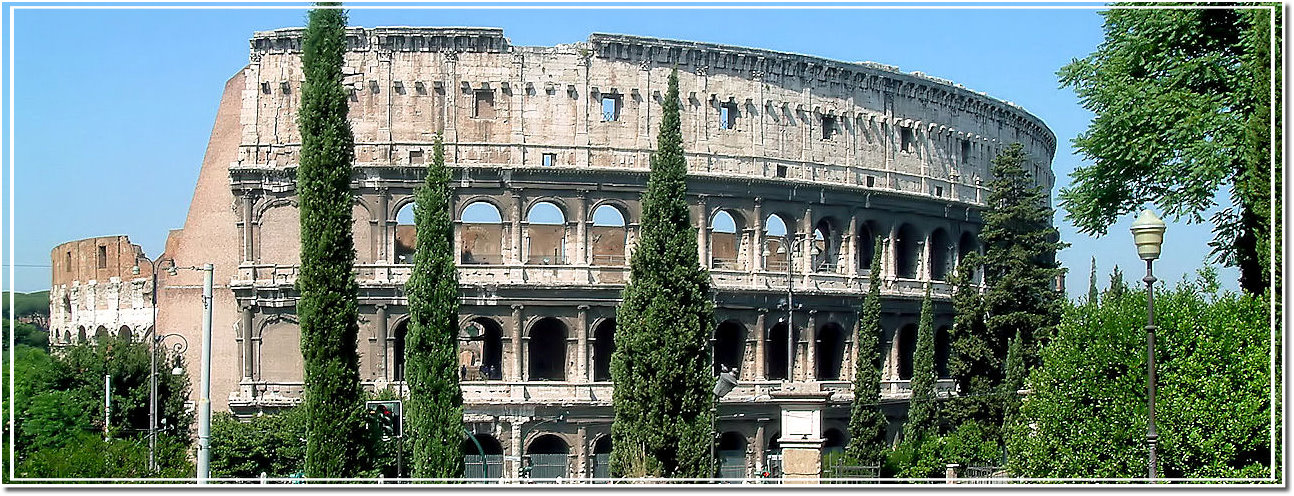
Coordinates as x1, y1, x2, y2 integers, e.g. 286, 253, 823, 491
1130, 209, 1166, 481
710, 365, 739, 479
764, 233, 818, 382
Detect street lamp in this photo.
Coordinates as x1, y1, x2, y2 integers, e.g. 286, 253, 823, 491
1130, 209, 1166, 481
710, 365, 739, 479
763, 233, 819, 382
132, 261, 214, 482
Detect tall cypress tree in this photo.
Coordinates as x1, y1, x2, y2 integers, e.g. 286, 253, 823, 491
845, 237, 888, 465
903, 288, 937, 443
404, 135, 464, 478
943, 257, 998, 435
979, 143, 1066, 371
1001, 327, 1026, 429
297, 4, 365, 478
609, 69, 714, 479
1087, 257, 1099, 306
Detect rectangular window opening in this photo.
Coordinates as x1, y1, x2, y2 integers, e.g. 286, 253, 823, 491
601, 94, 622, 122
66, 252, 72, 272
542, 153, 556, 167
901, 127, 915, 153
97, 246, 107, 269
474, 89, 495, 118
822, 116, 837, 140
960, 139, 971, 164
775, 164, 788, 178
409, 150, 425, 165
865, 175, 876, 188
719, 103, 738, 130
935, 186, 944, 197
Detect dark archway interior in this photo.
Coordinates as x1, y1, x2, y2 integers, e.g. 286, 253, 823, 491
593, 435, 612, 454
592, 319, 615, 381
714, 320, 745, 375
528, 318, 567, 381
823, 428, 846, 450
462, 434, 504, 455
393, 321, 408, 381
766, 322, 798, 380
767, 432, 781, 452
118, 325, 131, 342
930, 229, 952, 281
936, 326, 951, 379
718, 432, 746, 451
815, 323, 846, 380
77, 326, 86, 343
813, 219, 835, 272
527, 434, 569, 454
859, 223, 877, 270
896, 224, 920, 279
95, 325, 108, 341
467, 318, 504, 380
898, 324, 918, 380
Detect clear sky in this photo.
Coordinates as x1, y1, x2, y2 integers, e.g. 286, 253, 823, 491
2, 3, 1245, 296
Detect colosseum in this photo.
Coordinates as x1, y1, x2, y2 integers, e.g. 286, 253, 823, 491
50, 26, 1056, 479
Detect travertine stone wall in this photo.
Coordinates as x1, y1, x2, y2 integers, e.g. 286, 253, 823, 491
48, 236, 154, 345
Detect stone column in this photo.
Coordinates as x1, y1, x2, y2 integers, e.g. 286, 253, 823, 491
754, 309, 767, 380
376, 304, 389, 381
576, 305, 589, 382
801, 207, 814, 273
510, 190, 524, 264
805, 310, 817, 382
575, 425, 588, 479
773, 390, 830, 483
376, 189, 389, 262
751, 198, 764, 271
888, 326, 900, 381
921, 230, 932, 281
509, 420, 524, 478
697, 195, 709, 267
846, 213, 858, 276
575, 191, 588, 265
511, 304, 524, 381
241, 194, 255, 263
754, 421, 767, 476
240, 304, 254, 380
886, 224, 898, 280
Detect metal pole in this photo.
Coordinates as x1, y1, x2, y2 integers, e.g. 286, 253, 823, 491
1144, 259, 1158, 481
148, 265, 159, 472
786, 235, 794, 382
197, 264, 214, 484
104, 374, 111, 439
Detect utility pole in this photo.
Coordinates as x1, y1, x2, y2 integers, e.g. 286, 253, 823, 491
104, 374, 111, 439
197, 264, 214, 484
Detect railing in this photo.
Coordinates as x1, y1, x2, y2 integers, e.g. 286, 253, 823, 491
464, 455, 504, 480
526, 454, 571, 480
822, 454, 880, 483
962, 466, 1007, 483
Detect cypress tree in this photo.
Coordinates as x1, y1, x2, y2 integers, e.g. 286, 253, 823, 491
297, 4, 366, 478
609, 69, 715, 479
1087, 257, 1099, 306
1001, 328, 1025, 428
943, 257, 998, 435
845, 237, 888, 465
979, 143, 1066, 371
903, 287, 937, 443
404, 135, 464, 478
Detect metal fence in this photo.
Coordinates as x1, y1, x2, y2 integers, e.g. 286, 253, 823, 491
717, 450, 746, 480
963, 466, 1007, 483
463, 455, 504, 480
592, 453, 611, 480
527, 454, 570, 480
821, 456, 880, 483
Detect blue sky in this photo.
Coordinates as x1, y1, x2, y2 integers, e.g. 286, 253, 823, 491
2, 3, 1247, 296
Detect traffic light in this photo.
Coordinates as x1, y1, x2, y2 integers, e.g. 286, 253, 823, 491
366, 400, 403, 438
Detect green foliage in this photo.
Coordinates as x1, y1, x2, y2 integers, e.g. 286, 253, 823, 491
904, 288, 938, 443
8, 337, 191, 480
404, 135, 465, 479
610, 69, 715, 479
296, 4, 367, 478
887, 434, 945, 479
1088, 257, 1099, 306
4, 320, 49, 352
3, 291, 50, 319
1007, 272, 1273, 479
943, 258, 1001, 440
1058, 6, 1281, 294
980, 143, 1066, 371
845, 237, 888, 466
1001, 328, 1026, 430
210, 408, 308, 479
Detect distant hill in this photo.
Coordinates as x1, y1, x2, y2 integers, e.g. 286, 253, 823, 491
4, 291, 49, 318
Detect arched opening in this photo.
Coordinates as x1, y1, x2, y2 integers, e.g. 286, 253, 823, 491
528, 318, 568, 381
858, 222, 878, 271
713, 320, 746, 375
898, 324, 918, 380
117, 325, 131, 342
526, 434, 570, 479
395, 202, 417, 263
462, 318, 504, 380
591, 319, 616, 382
766, 432, 783, 477
930, 228, 953, 281
591, 205, 627, 266
526, 202, 566, 265
463, 433, 505, 479
815, 322, 846, 380
591, 435, 613, 479
94, 325, 108, 342
717, 432, 748, 479
958, 231, 980, 282
63, 330, 71, 344
766, 322, 798, 380
895, 224, 921, 279
763, 214, 790, 272
461, 201, 504, 264
710, 210, 744, 270
936, 326, 951, 379
393, 320, 408, 381
812, 219, 839, 273
77, 326, 86, 343
823, 428, 846, 457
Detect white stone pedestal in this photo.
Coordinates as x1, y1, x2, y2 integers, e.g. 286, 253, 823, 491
772, 389, 832, 483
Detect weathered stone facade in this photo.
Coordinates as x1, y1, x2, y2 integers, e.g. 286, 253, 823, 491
48, 235, 155, 345
54, 27, 1056, 479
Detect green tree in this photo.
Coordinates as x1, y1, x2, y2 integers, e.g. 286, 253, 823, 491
403, 135, 465, 478
296, 4, 367, 478
1058, 5, 1282, 295
980, 143, 1066, 371
942, 257, 1000, 439
210, 408, 308, 479
1001, 328, 1025, 432
845, 237, 888, 466
1087, 257, 1099, 306
904, 288, 938, 443
610, 69, 715, 479
1007, 270, 1272, 478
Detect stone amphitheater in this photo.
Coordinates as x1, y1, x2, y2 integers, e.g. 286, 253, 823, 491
49, 26, 1056, 479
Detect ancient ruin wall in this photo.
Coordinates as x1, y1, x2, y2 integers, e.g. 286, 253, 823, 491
48, 235, 154, 345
